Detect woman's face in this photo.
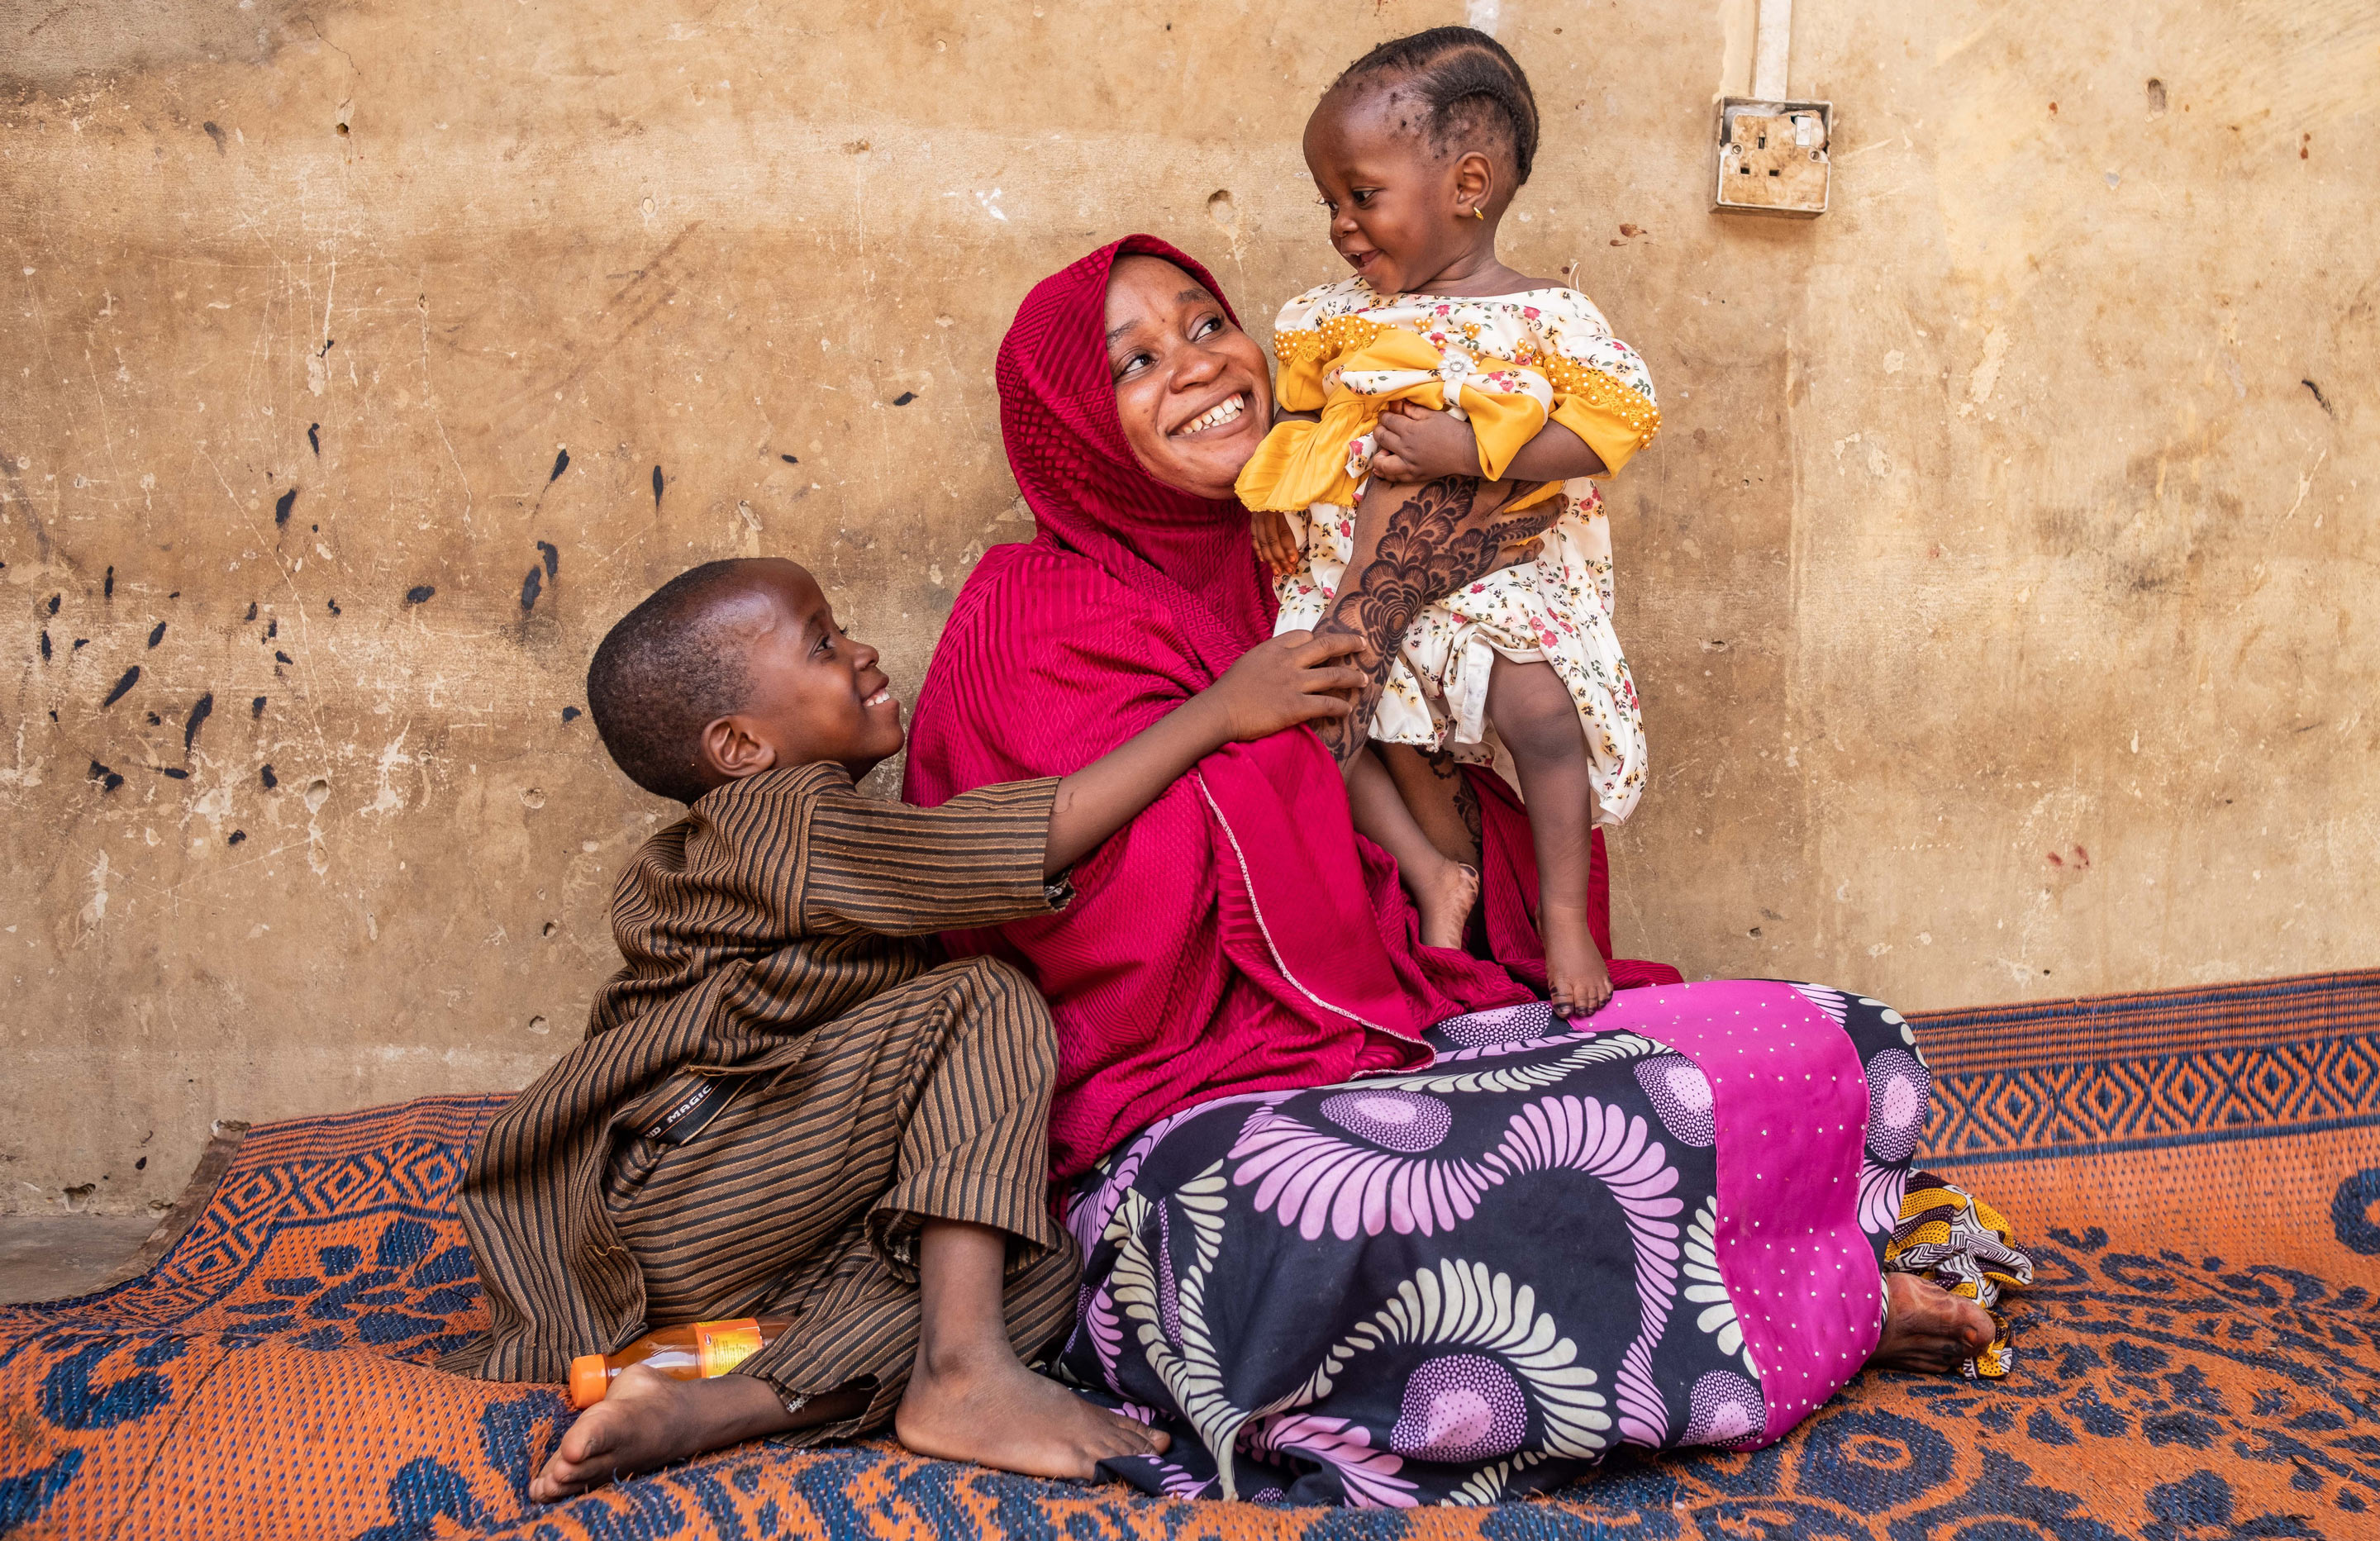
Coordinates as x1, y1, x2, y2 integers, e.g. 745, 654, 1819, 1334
1105, 254, 1273, 500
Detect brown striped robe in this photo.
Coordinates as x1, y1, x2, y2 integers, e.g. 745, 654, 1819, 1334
441, 763, 1078, 1439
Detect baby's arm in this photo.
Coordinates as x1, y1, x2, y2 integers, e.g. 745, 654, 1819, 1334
1040, 631, 1364, 873
1370, 404, 1606, 484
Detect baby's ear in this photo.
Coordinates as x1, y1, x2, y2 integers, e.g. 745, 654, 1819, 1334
697, 716, 779, 782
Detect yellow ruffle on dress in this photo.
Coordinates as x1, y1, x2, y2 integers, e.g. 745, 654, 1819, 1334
1239, 277, 1664, 825
1235, 279, 1662, 515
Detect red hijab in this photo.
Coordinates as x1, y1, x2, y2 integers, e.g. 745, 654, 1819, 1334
904, 236, 1667, 1181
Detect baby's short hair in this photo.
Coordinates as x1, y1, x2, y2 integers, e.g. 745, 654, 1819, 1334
587, 559, 764, 803
1335, 26, 1541, 189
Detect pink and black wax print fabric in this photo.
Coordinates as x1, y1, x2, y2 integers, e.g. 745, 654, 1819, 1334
1050, 980, 1938, 1505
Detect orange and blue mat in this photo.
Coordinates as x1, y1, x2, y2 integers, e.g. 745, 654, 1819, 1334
5, 968, 2378, 1538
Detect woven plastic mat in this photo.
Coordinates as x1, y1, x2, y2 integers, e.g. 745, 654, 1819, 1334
5, 969, 2376, 1539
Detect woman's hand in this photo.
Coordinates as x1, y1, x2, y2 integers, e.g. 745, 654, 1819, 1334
1251, 509, 1302, 578
1197, 630, 1365, 743
1370, 403, 1481, 484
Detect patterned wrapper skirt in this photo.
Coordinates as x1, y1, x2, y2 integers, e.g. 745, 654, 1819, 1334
1051, 980, 1935, 1506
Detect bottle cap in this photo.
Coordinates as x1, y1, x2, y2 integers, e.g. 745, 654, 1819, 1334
569, 1353, 610, 1410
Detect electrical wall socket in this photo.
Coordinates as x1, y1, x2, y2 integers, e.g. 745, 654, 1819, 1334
1713, 98, 1832, 218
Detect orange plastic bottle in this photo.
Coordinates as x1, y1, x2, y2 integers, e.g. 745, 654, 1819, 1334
568, 1317, 793, 1410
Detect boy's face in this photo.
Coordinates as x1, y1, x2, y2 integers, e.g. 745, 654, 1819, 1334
696, 559, 907, 787
1303, 86, 1476, 297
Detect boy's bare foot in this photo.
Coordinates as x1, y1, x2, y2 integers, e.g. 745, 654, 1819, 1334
1542, 902, 1612, 1018
895, 1344, 1169, 1479
1412, 859, 1480, 949
1871, 1270, 1997, 1372
531, 1363, 841, 1502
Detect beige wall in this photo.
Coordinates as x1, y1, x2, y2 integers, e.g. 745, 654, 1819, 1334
4, 0, 2373, 1215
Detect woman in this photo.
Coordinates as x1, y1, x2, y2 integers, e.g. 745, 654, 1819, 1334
904, 237, 2011, 1505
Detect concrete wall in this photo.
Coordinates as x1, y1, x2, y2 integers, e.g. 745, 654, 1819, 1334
4, 0, 2373, 1215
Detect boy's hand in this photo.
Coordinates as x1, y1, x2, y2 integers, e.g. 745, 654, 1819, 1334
1201, 630, 1366, 743
1370, 402, 1482, 483
1251, 509, 1302, 578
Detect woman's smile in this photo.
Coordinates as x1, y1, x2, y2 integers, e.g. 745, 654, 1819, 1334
1170, 391, 1250, 439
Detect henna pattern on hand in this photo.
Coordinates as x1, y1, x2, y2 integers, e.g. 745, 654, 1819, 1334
1310, 476, 1559, 764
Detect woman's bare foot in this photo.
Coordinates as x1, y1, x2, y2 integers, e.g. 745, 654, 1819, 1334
1542, 902, 1613, 1018
894, 1344, 1169, 1478
1411, 858, 1480, 949
1873, 1270, 1997, 1372
531, 1364, 850, 1502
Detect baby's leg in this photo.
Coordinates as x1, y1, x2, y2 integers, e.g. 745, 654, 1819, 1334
1376, 744, 1481, 869
1486, 654, 1612, 1017
1349, 748, 1478, 949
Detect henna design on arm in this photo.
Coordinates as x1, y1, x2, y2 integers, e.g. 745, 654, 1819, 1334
1308, 476, 1559, 765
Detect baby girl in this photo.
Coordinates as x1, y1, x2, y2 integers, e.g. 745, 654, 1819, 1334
1236, 26, 1660, 1017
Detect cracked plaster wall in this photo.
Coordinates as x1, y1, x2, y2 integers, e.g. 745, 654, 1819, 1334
2, 0, 2373, 1214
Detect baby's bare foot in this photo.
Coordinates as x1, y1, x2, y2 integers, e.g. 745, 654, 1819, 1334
1413, 860, 1480, 949
895, 1344, 1168, 1480
1542, 904, 1612, 1018
1872, 1271, 1997, 1372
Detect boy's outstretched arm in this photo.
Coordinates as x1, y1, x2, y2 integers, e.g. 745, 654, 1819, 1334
1041, 630, 1364, 874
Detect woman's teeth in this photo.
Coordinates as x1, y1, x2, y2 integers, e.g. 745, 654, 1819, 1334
1175, 394, 1245, 437
864, 688, 892, 707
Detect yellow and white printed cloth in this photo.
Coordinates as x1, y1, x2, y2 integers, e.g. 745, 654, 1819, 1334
1236, 278, 1661, 822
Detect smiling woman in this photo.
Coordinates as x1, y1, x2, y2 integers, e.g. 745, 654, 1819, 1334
1103, 254, 1270, 497
901, 235, 2021, 1505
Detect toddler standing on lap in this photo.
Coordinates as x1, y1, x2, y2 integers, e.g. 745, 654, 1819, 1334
1235, 26, 1661, 1018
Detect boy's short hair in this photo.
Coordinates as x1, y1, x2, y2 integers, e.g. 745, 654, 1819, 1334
1335, 26, 1541, 190
586, 560, 763, 802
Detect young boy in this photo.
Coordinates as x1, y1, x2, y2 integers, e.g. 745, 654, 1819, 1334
444, 556, 1361, 1497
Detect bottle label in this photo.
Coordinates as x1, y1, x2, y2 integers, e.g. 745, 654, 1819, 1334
694, 1317, 764, 1378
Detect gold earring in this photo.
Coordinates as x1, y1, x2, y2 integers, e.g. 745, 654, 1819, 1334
1472, 207, 1486, 221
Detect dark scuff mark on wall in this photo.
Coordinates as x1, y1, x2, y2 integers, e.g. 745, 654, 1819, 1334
155, 766, 189, 780
520, 567, 542, 611
538, 540, 559, 578
250, 695, 266, 718
307, 422, 321, 455
102, 666, 140, 707
184, 693, 213, 753
40, 631, 51, 660
275, 488, 298, 526
404, 585, 435, 605
244, 602, 258, 621
104, 566, 114, 599
227, 831, 245, 845
892, 392, 916, 406
550, 448, 570, 482
274, 649, 293, 664
260, 763, 278, 789
2303, 379, 2335, 416
46, 594, 60, 615
202, 121, 226, 154
73, 639, 88, 650
781, 454, 798, 464
264, 618, 278, 641
88, 760, 124, 792
326, 597, 340, 615
561, 706, 580, 721
652, 464, 665, 508
147, 621, 167, 648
